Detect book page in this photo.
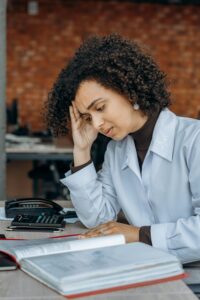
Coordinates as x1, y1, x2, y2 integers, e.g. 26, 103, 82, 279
20, 242, 184, 296
0, 234, 125, 262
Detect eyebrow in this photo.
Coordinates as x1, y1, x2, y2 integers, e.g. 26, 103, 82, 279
79, 98, 105, 116
86, 98, 104, 110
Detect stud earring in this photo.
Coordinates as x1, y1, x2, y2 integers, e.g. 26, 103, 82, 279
133, 102, 140, 110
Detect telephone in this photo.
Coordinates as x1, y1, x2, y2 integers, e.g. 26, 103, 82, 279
5, 198, 64, 218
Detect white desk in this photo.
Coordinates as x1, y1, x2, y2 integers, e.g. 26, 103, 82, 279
6, 143, 73, 161
0, 202, 198, 300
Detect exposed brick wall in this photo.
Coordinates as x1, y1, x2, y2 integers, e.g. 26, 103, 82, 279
7, 0, 200, 131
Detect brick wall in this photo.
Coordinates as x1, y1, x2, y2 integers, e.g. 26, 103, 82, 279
7, 0, 200, 131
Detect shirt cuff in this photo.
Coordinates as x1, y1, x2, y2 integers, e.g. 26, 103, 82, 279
151, 223, 169, 251
71, 159, 92, 173
139, 226, 152, 245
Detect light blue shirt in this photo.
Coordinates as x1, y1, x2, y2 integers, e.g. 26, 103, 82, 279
61, 109, 200, 263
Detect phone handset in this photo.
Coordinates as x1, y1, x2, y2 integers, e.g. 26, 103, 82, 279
5, 198, 64, 218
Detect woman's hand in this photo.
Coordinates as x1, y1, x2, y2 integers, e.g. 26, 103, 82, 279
79, 221, 140, 243
69, 101, 98, 151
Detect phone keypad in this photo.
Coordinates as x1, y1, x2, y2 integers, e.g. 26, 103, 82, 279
11, 214, 65, 229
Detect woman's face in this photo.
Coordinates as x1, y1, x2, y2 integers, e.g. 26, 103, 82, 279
74, 80, 148, 140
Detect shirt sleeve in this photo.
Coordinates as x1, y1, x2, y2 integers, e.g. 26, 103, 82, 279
60, 142, 121, 228
151, 130, 200, 263
71, 160, 92, 173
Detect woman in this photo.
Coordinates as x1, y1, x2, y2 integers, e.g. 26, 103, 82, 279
46, 34, 200, 263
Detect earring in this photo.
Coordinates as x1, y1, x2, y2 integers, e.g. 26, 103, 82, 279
133, 102, 140, 110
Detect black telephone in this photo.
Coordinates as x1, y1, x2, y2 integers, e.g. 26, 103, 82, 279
5, 198, 64, 218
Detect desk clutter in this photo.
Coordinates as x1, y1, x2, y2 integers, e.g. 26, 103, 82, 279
6, 133, 72, 152
5, 198, 64, 217
6, 133, 42, 147
0, 252, 18, 271
7, 214, 66, 232
0, 199, 78, 229
0, 197, 198, 299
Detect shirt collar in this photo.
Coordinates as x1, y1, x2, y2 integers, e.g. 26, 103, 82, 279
149, 108, 177, 162
121, 109, 178, 171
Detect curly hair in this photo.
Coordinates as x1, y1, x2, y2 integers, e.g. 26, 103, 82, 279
45, 34, 171, 136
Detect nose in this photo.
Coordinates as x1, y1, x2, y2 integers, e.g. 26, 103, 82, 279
92, 114, 104, 131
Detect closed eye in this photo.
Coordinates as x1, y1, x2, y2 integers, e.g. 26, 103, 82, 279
96, 105, 105, 112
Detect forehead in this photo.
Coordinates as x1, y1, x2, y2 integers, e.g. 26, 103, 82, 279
75, 81, 109, 110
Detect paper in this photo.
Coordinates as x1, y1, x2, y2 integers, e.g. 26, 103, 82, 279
0, 207, 78, 223
0, 207, 11, 220
20, 242, 184, 296
0, 234, 125, 262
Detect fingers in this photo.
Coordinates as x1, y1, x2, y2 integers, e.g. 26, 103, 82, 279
72, 101, 81, 121
79, 222, 116, 239
69, 106, 75, 123
69, 102, 81, 129
78, 222, 139, 243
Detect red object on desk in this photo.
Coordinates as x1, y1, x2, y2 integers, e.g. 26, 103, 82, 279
66, 273, 188, 299
0, 233, 79, 241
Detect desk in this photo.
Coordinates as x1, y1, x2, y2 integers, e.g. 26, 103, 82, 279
6, 144, 73, 197
6, 144, 73, 161
0, 202, 198, 300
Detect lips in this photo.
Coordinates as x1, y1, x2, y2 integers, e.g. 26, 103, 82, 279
103, 127, 113, 137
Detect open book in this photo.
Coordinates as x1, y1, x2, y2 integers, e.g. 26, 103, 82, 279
0, 234, 186, 298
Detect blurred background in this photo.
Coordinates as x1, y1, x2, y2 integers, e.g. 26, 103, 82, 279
3, 0, 200, 199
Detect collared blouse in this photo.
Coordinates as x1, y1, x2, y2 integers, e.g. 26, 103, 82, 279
61, 109, 200, 263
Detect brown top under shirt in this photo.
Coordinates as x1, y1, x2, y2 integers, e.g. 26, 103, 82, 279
71, 109, 160, 245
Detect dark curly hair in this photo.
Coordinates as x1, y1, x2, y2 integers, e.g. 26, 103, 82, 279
45, 34, 171, 136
